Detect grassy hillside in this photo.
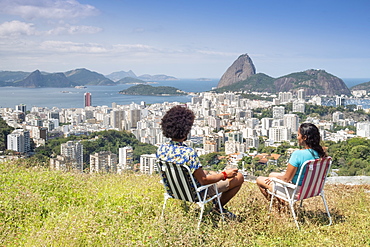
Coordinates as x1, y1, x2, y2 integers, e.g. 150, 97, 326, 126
1, 160, 369, 246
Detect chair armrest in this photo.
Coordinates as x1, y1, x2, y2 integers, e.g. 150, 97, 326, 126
196, 183, 216, 192
271, 177, 297, 189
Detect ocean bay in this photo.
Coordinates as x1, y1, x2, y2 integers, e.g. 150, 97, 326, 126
0, 79, 219, 109
1, 78, 370, 109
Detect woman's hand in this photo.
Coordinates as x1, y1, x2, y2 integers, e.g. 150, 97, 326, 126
264, 178, 272, 185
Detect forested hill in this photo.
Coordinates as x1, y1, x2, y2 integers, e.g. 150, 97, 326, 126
35, 130, 157, 166
119, 84, 187, 96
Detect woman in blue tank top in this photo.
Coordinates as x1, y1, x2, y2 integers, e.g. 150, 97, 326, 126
256, 123, 327, 201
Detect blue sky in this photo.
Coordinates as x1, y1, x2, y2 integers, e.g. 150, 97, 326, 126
0, 0, 369, 79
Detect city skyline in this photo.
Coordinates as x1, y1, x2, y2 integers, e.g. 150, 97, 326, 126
0, 0, 369, 79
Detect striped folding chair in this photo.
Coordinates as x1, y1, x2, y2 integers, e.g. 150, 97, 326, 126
157, 160, 224, 229
268, 157, 332, 229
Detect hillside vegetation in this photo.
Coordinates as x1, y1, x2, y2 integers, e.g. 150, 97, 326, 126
35, 130, 157, 166
119, 84, 186, 96
0, 161, 369, 246
0, 117, 14, 151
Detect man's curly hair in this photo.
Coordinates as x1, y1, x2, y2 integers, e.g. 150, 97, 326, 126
161, 105, 195, 140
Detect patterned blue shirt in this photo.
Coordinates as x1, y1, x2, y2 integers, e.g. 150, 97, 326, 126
156, 140, 202, 173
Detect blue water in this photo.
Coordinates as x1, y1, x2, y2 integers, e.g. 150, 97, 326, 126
1, 78, 370, 109
0, 79, 219, 109
342, 78, 370, 88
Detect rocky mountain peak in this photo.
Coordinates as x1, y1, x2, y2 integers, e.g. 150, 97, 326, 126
217, 53, 256, 88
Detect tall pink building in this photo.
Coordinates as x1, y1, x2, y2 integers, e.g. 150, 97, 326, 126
84, 92, 91, 107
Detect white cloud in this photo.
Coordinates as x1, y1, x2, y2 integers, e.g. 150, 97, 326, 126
40, 40, 107, 53
0, 0, 99, 20
113, 44, 158, 53
196, 50, 240, 57
0, 20, 37, 37
47, 24, 102, 35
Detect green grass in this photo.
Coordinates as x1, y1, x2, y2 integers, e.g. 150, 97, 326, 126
0, 161, 369, 246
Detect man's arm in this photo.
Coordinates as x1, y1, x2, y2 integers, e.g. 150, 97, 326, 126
193, 167, 238, 185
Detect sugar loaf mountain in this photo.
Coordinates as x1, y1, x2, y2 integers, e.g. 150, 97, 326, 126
214, 54, 352, 96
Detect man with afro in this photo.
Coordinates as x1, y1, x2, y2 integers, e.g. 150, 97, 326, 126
156, 105, 244, 218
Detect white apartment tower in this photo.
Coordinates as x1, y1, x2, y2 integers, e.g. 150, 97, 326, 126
278, 92, 293, 103
140, 154, 157, 174
208, 116, 221, 130
269, 127, 291, 142
119, 146, 134, 171
90, 151, 118, 173
225, 140, 240, 155
203, 141, 218, 154
7, 129, 30, 153
292, 101, 305, 113
61, 141, 83, 171
356, 122, 370, 138
272, 106, 285, 119
297, 89, 305, 101
332, 111, 344, 123
284, 114, 300, 133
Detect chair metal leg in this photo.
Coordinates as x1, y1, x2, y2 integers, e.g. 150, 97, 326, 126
216, 195, 225, 221
289, 201, 300, 229
320, 192, 332, 226
269, 194, 275, 212
161, 193, 170, 219
197, 204, 205, 230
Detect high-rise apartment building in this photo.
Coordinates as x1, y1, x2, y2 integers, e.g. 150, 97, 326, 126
208, 116, 221, 130
297, 89, 305, 101
84, 92, 92, 107
284, 114, 299, 132
292, 101, 305, 113
128, 109, 141, 129
269, 127, 291, 142
15, 104, 27, 113
356, 122, 370, 138
332, 111, 344, 123
272, 106, 285, 119
336, 96, 345, 107
140, 154, 157, 175
90, 151, 117, 173
118, 146, 133, 171
278, 92, 293, 103
61, 141, 83, 171
7, 129, 30, 153
111, 109, 125, 130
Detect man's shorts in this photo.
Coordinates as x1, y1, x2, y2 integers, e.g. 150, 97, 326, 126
207, 179, 230, 196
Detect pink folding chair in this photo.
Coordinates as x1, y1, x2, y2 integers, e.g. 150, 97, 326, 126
268, 157, 332, 229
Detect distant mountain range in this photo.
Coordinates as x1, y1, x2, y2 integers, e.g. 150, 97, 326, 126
1, 61, 369, 95
0, 69, 178, 88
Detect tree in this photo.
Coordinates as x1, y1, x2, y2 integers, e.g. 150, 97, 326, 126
0, 116, 14, 151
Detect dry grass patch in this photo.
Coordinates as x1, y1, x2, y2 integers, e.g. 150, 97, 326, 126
0, 161, 369, 246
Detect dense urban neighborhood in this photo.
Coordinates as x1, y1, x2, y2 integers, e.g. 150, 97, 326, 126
1, 89, 370, 177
